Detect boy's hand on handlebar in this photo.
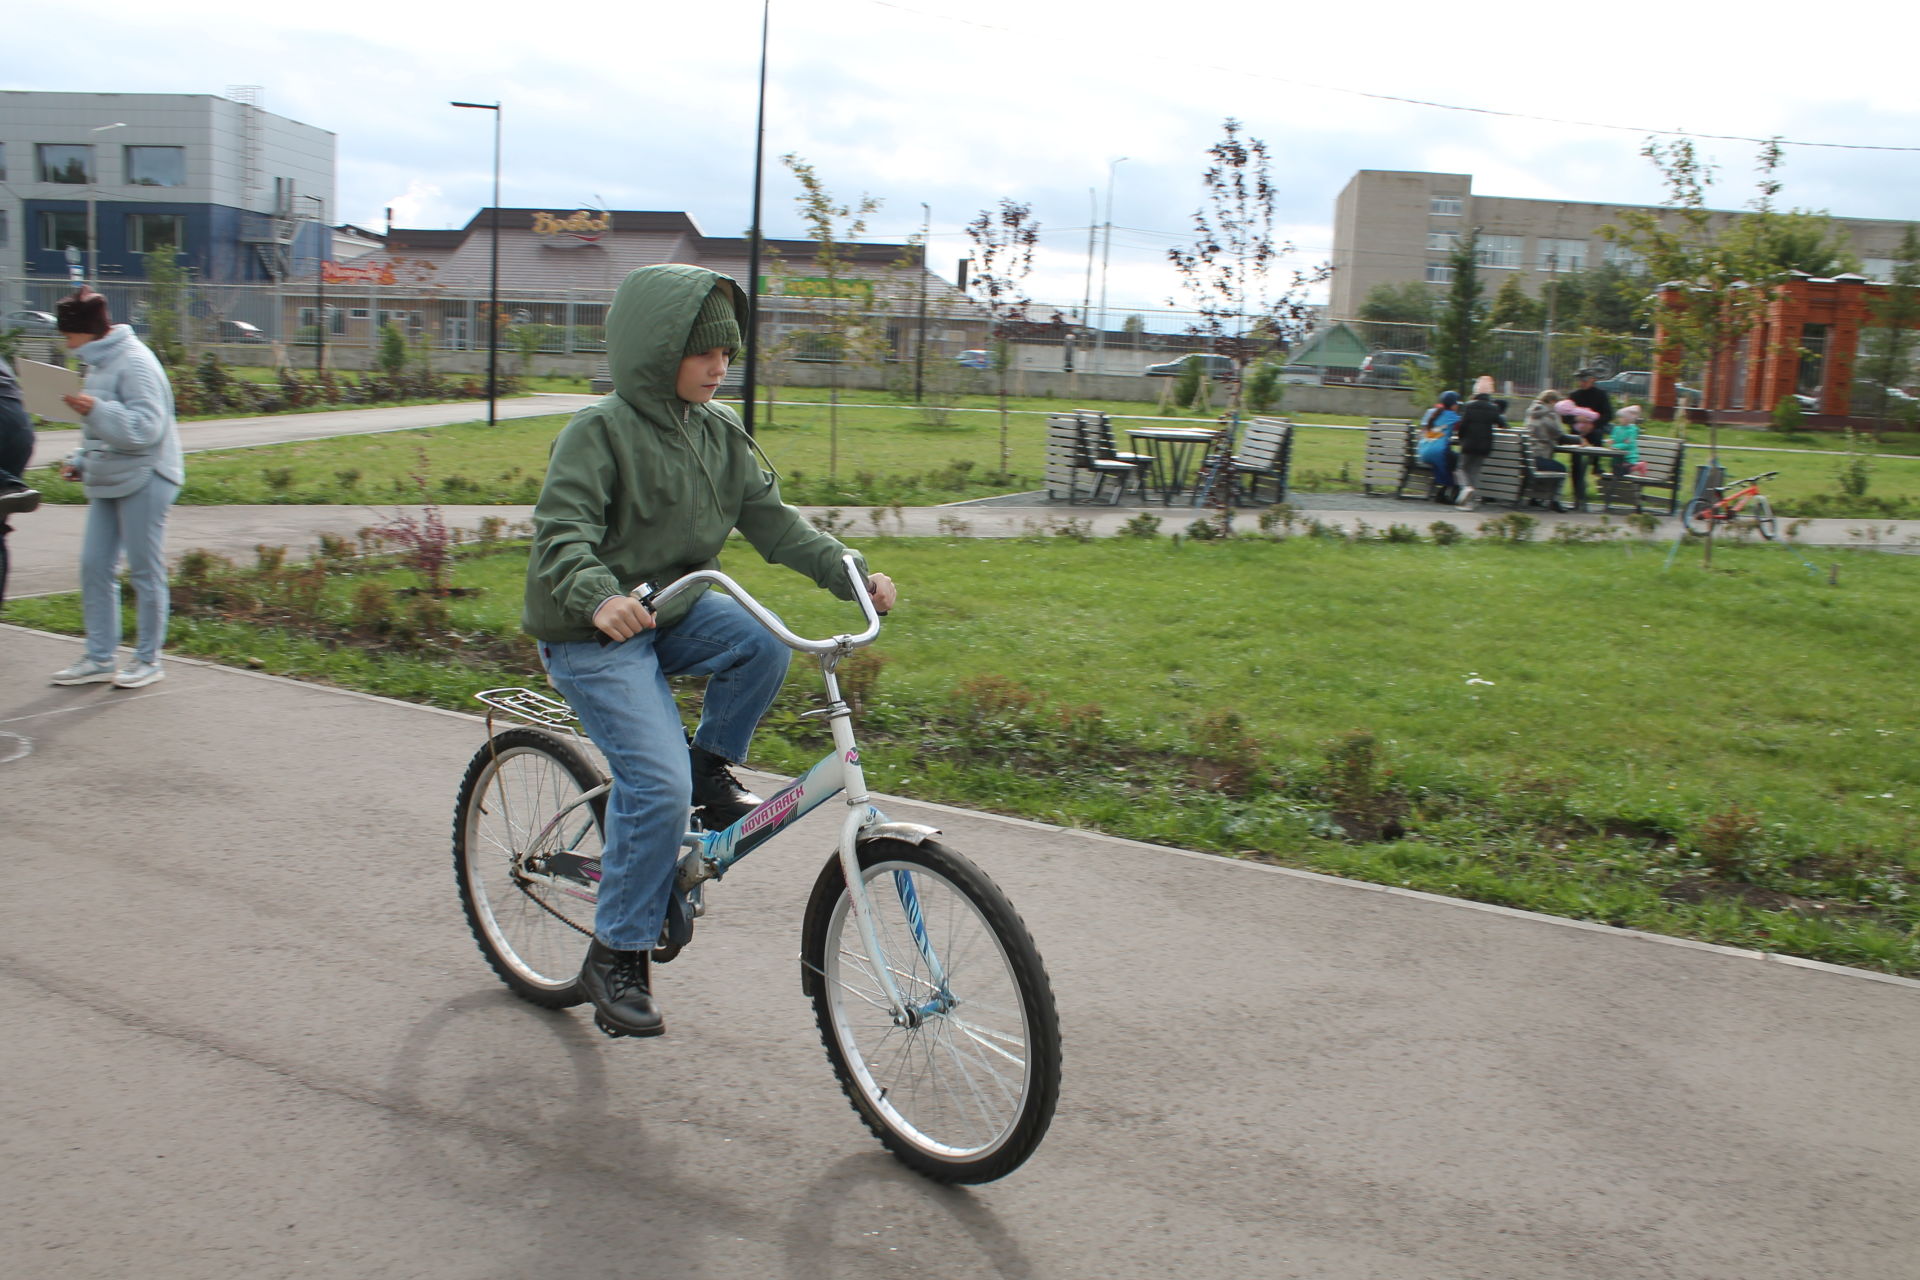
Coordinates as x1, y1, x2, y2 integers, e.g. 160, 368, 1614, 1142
866, 573, 897, 613
593, 595, 657, 641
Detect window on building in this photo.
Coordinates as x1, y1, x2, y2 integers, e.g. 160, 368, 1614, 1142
0, 210, 8, 248
125, 146, 186, 187
127, 214, 185, 254
1425, 263, 1455, 284
1427, 231, 1459, 253
40, 211, 89, 252
1476, 235, 1523, 269
1601, 243, 1643, 272
299, 306, 347, 335
350, 308, 371, 320
1536, 238, 1586, 272
0, 142, 7, 182
37, 144, 93, 184
1429, 196, 1463, 217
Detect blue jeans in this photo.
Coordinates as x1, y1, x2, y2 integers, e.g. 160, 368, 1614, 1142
81, 473, 180, 665
540, 591, 790, 950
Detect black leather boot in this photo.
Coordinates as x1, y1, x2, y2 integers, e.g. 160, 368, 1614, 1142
579, 938, 664, 1037
689, 744, 763, 827
0, 486, 41, 516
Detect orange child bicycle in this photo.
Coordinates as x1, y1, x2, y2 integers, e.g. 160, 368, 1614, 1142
1682, 469, 1780, 540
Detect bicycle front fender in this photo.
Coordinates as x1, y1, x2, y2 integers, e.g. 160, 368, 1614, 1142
859, 821, 942, 847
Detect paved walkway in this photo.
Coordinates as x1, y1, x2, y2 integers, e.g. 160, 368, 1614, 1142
28, 394, 596, 470
8, 399, 1916, 601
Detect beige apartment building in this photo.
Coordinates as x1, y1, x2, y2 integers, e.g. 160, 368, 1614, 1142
1329, 169, 1916, 318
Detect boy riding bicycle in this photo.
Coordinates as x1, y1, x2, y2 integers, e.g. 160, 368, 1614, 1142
522, 264, 897, 1038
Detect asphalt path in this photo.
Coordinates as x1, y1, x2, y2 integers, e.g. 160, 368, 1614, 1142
28, 394, 597, 471
3, 626, 1918, 1280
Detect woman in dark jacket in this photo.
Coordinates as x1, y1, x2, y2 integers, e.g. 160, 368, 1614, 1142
1451, 379, 1506, 511
0, 355, 40, 608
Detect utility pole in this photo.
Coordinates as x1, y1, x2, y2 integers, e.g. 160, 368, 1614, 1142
1538, 251, 1559, 393
1093, 157, 1126, 376
304, 195, 328, 377
85, 122, 127, 285
742, 0, 771, 437
450, 100, 502, 425
913, 202, 930, 401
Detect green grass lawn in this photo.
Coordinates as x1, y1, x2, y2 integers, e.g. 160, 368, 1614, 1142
24, 390, 1920, 516
10, 530, 1916, 973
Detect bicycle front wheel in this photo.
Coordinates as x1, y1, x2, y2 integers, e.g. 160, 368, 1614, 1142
1681, 497, 1715, 537
1750, 495, 1779, 540
452, 728, 604, 1007
801, 838, 1061, 1184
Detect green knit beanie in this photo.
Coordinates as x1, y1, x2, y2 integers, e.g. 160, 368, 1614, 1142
684, 285, 742, 358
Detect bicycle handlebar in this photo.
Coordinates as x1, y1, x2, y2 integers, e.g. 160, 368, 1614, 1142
633, 553, 882, 655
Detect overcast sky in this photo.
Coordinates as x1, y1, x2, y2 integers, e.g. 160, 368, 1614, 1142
7, 0, 1918, 318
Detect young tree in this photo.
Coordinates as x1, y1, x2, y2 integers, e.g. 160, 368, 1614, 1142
1488, 274, 1542, 331
1167, 118, 1328, 411
964, 198, 1040, 478
1600, 136, 1817, 453
141, 250, 190, 370
782, 153, 887, 480
1857, 224, 1920, 430
1360, 281, 1438, 324
1433, 231, 1494, 393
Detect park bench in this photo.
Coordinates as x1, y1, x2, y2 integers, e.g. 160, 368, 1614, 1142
1044, 413, 1147, 504
589, 361, 744, 398
1229, 417, 1294, 504
1363, 419, 1418, 497
1599, 434, 1687, 515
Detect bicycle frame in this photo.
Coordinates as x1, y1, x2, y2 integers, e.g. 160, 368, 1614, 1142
1701, 471, 1776, 523
479, 555, 940, 1027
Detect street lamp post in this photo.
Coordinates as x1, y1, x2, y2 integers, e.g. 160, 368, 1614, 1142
914, 202, 930, 401
451, 100, 502, 426
85, 122, 127, 285
1092, 156, 1127, 376
304, 194, 328, 377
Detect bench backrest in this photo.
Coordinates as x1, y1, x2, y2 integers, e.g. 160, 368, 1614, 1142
1633, 434, 1685, 483
1363, 421, 1418, 492
1044, 414, 1088, 499
1240, 417, 1293, 471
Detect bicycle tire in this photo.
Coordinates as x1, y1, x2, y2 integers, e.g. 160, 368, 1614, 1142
452, 727, 605, 1008
1680, 497, 1716, 537
1751, 495, 1778, 540
801, 838, 1061, 1184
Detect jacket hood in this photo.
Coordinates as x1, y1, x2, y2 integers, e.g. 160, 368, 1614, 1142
606, 264, 747, 418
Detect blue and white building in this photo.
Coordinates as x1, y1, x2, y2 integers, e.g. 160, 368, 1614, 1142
0, 89, 335, 286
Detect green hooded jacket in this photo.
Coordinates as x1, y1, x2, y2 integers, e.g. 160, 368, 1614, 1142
522, 264, 868, 641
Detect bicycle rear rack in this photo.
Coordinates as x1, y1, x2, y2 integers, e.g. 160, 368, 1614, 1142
474, 686, 582, 731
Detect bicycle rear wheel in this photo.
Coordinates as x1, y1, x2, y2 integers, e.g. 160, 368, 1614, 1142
452, 728, 604, 1008
1750, 495, 1779, 540
1681, 497, 1716, 537
801, 838, 1061, 1184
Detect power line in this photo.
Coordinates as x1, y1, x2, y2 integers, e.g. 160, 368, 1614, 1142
862, 0, 1920, 154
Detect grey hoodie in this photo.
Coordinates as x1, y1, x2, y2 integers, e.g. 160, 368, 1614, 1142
66, 325, 184, 499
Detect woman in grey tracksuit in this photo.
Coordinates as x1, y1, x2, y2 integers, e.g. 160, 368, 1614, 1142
50, 289, 184, 689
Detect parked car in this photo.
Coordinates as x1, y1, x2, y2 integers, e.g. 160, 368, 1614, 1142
1277, 363, 1325, 385
2, 308, 58, 336
1594, 370, 1652, 399
217, 319, 268, 344
956, 349, 991, 369
1356, 350, 1431, 386
1144, 353, 1235, 379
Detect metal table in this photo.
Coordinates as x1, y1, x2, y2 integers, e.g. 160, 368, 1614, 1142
1555, 443, 1624, 511
1126, 427, 1221, 505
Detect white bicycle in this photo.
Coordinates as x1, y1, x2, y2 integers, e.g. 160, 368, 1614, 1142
450, 556, 1062, 1183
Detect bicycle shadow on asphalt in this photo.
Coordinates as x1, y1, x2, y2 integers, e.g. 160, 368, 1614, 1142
780, 1150, 1036, 1280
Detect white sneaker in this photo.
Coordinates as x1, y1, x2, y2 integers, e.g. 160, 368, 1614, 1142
52, 657, 118, 686
113, 661, 165, 689
1456, 486, 1476, 510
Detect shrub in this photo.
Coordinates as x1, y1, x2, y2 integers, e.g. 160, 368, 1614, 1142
1244, 362, 1284, 413
1428, 521, 1464, 545
1834, 428, 1875, 499
1117, 513, 1162, 539
1771, 395, 1805, 434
